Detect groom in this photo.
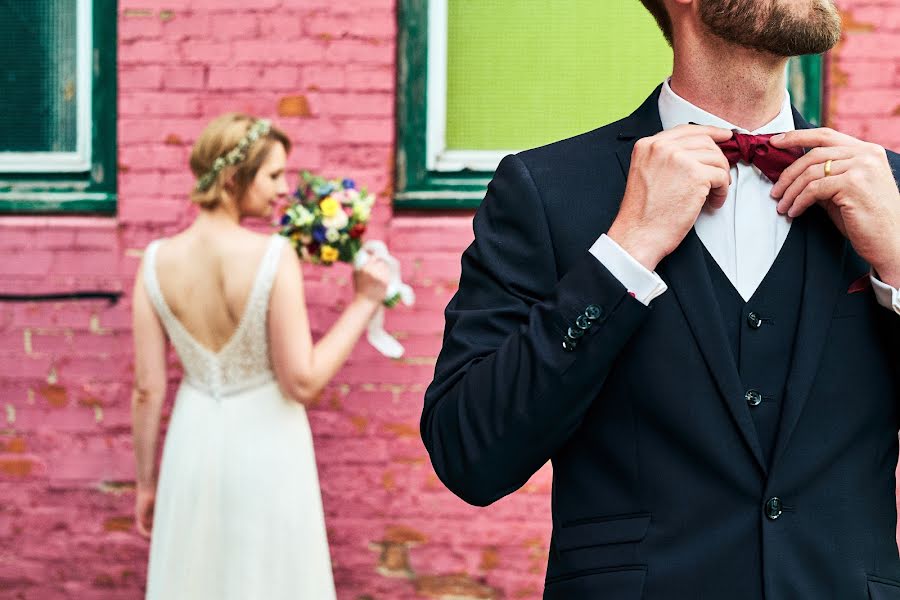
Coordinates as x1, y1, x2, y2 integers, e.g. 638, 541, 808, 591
422, 0, 900, 598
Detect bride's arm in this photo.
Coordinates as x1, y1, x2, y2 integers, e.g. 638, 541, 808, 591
269, 244, 387, 406
130, 265, 168, 537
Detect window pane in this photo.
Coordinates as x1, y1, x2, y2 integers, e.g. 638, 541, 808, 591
0, 0, 78, 153
446, 0, 672, 151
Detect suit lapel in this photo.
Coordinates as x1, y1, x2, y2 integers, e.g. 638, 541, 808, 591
614, 85, 664, 177
770, 208, 847, 467
613, 86, 768, 474
767, 111, 848, 467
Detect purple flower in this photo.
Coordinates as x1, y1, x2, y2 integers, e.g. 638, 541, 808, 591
312, 225, 327, 243
342, 178, 355, 189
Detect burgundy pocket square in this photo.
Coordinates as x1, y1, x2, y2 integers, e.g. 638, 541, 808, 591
847, 274, 871, 294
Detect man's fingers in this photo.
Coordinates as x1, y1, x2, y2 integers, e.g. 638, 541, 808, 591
770, 127, 859, 151
690, 149, 732, 174
772, 146, 854, 199
697, 165, 732, 209
776, 158, 851, 214
785, 173, 845, 218
665, 124, 735, 142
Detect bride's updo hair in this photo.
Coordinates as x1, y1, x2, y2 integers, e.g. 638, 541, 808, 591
189, 113, 291, 209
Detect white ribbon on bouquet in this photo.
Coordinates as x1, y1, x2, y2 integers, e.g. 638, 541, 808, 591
353, 240, 415, 358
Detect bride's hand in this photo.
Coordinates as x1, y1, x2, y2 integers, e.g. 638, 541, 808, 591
353, 258, 391, 304
135, 484, 156, 538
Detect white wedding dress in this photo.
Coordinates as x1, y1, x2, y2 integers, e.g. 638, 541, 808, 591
142, 234, 337, 600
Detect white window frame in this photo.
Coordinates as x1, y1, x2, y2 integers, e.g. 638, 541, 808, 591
426, 0, 515, 173
0, 0, 93, 173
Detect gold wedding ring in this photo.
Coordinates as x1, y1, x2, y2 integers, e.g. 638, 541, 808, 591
824, 159, 833, 177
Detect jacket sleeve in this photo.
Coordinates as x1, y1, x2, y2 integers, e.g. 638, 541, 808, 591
421, 153, 652, 506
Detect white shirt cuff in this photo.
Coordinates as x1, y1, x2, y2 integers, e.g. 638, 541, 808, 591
589, 234, 668, 306
871, 272, 900, 315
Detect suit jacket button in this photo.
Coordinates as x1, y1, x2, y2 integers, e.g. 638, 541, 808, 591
747, 312, 763, 329
562, 340, 576, 352
575, 315, 591, 330
567, 326, 585, 339
765, 497, 783, 520
584, 305, 603, 321
745, 389, 763, 407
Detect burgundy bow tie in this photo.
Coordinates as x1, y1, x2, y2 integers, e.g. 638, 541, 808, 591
716, 132, 805, 183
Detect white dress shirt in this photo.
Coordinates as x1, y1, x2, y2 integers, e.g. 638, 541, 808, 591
590, 79, 900, 314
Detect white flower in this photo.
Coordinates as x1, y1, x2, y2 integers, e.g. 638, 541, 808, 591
325, 227, 340, 243
352, 201, 371, 222
322, 209, 349, 230
295, 206, 315, 226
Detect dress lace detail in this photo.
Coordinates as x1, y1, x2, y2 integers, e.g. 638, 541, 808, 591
143, 234, 287, 399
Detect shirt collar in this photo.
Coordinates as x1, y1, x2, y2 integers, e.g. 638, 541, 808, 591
657, 78, 795, 135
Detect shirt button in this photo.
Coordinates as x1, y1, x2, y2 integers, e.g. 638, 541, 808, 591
745, 389, 763, 407
765, 497, 783, 520
747, 312, 763, 329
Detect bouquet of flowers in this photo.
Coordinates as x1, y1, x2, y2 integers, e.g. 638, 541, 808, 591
278, 171, 408, 312
278, 171, 374, 266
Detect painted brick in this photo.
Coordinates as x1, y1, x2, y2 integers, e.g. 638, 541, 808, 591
210, 13, 261, 40
233, 39, 328, 64
178, 40, 234, 65
161, 65, 208, 91
303, 11, 398, 40
345, 64, 396, 91
160, 11, 212, 41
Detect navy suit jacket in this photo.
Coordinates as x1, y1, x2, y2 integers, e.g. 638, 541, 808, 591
422, 87, 900, 599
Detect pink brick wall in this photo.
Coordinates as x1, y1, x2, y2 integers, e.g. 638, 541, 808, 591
0, 1, 897, 599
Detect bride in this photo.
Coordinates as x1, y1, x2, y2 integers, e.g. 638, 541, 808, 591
130, 113, 390, 599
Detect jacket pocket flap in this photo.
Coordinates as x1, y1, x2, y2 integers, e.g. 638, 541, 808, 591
869, 576, 900, 600
555, 513, 651, 552
544, 566, 646, 600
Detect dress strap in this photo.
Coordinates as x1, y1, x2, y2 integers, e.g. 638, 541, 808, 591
142, 239, 177, 332
248, 235, 288, 317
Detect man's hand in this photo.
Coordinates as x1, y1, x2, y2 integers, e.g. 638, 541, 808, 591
608, 124, 734, 271
771, 128, 900, 286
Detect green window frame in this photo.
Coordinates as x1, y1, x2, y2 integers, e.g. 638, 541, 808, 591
396, 0, 825, 210
0, 0, 117, 215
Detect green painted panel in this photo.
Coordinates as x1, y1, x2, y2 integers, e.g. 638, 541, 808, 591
0, 0, 117, 215
446, 0, 672, 151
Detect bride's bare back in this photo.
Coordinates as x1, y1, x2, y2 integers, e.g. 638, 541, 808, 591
153, 226, 274, 354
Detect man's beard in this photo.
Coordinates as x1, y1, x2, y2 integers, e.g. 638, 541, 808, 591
699, 0, 842, 57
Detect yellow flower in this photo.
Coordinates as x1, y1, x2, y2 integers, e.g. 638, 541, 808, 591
320, 245, 339, 263
320, 197, 340, 217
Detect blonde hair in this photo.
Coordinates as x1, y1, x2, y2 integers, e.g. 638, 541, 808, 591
189, 113, 291, 208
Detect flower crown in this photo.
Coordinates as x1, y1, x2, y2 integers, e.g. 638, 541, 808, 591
194, 119, 272, 192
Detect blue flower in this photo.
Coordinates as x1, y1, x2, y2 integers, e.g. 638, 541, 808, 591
313, 183, 335, 197
312, 225, 327, 243
342, 178, 356, 189
280, 214, 292, 226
